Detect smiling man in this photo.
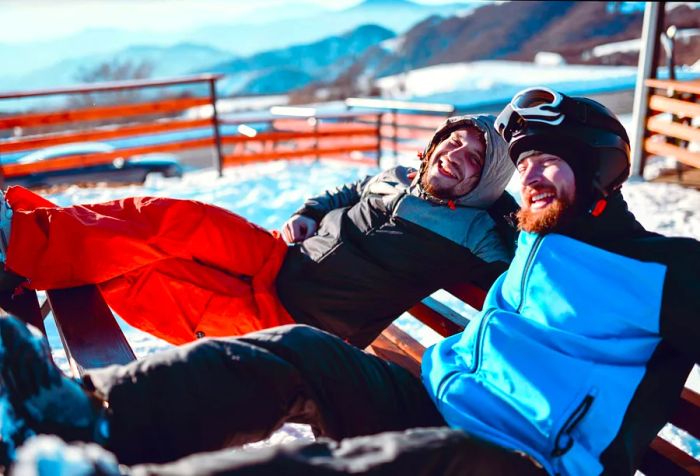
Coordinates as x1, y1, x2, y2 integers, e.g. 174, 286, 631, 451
2, 90, 700, 476
275, 114, 517, 346
516, 151, 577, 233
421, 126, 485, 199
422, 88, 700, 475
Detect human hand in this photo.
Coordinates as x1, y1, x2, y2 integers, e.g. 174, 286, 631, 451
281, 215, 318, 243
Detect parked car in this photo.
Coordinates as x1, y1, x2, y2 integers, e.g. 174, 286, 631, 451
9, 142, 184, 188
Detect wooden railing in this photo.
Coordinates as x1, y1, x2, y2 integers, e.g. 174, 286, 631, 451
0, 75, 227, 181
642, 79, 700, 177
0, 81, 388, 185
219, 109, 382, 167
345, 97, 454, 160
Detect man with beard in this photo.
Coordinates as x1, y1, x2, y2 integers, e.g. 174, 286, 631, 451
0, 115, 516, 348
3, 88, 699, 476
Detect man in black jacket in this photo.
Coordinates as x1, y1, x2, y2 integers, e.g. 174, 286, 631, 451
276, 114, 517, 346
0, 115, 516, 347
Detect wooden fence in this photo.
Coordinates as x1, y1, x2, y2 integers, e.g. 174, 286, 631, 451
346, 97, 454, 159
642, 79, 700, 177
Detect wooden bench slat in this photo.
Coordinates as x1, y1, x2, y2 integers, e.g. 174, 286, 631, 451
669, 388, 700, 440
380, 324, 426, 366
647, 116, 700, 144
638, 436, 700, 475
445, 282, 487, 310
645, 139, 700, 169
648, 95, 700, 118
47, 286, 136, 377
368, 331, 422, 378
408, 297, 469, 337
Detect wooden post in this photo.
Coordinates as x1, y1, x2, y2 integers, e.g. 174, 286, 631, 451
392, 109, 398, 160
209, 78, 224, 177
312, 116, 319, 161
376, 112, 383, 167
630, 1, 665, 179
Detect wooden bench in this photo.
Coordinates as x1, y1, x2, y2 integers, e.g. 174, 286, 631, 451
1, 283, 698, 475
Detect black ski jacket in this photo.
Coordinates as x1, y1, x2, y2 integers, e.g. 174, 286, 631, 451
276, 163, 518, 347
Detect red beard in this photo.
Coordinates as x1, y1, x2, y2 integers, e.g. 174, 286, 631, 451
517, 197, 573, 234
420, 171, 452, 200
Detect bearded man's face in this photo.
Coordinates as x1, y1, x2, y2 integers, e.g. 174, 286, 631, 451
421, 127, 485, 200
516, 152, 576, 234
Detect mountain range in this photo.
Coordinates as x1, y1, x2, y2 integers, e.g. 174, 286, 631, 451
0, 0, 474, 82
293, 1, 700, 101
2, 1, 699, 106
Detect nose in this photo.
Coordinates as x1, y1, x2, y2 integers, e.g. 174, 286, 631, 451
519, 161, 541, 187
447, 143, 470, 163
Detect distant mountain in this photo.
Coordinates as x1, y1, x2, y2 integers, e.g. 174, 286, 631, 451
0, 28, 163, 78
292, 1, 700, 102
203, 24, 396, 95
182, 0, 474, 56
0, 43, 232, 92
0, 0, 475, 87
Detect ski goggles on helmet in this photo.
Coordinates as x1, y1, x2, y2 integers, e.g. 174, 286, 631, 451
495, 87, 628, 144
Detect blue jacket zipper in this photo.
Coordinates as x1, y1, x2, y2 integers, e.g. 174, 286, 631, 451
551, 394, 595, 457
517, 235, 544, 313
469, 308, 496, 373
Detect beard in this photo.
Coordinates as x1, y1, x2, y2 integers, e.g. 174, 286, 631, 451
517, 196, 574, 234
420, 171, 452, 200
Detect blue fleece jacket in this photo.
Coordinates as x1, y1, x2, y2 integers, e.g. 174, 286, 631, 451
422, 231, 667, 476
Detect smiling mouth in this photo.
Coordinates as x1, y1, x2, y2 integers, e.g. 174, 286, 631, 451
529, 190, 557, 210
437, 157, 460, 180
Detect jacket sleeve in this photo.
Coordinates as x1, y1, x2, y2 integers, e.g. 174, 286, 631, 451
658, 238, 700, 362
293, 175, 373, 222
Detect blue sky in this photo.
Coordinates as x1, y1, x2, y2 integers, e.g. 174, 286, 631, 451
0, 0, 477, 43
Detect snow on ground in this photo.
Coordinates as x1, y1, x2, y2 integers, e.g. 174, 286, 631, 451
375, 60, 700, 107
376, 60, 639, 103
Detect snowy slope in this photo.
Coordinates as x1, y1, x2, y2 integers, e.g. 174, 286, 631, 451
375, 60, 700, 106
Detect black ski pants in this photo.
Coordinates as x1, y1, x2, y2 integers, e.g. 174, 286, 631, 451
83, 325, 545, 475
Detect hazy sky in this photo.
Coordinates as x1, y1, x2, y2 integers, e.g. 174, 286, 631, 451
0, 0, 475, 43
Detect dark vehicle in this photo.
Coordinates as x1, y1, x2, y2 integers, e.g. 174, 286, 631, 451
9, 142, 184, 188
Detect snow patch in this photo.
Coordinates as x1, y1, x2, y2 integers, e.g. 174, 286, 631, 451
590, 38, 641, 58
379, 36, 405, 54
534, 52, 566, 66
375, 60, 640, 102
